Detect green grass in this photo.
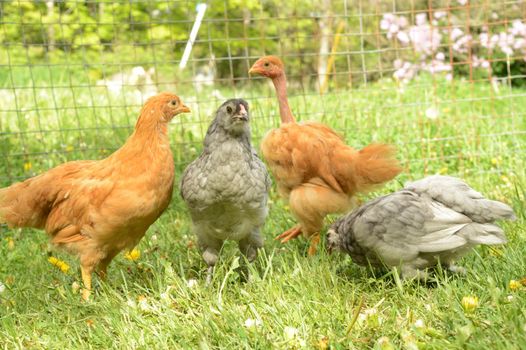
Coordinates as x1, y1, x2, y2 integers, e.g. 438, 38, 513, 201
0, 70, 525, 349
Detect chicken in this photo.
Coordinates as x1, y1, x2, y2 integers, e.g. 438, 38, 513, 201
0, 92, 190, 299
327, 175, 516, 280
180, 99, 271, 282
249, 55, 401, 255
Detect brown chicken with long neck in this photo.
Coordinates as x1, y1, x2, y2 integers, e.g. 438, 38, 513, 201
249, 56, 402, 255
0, 92, 190, 299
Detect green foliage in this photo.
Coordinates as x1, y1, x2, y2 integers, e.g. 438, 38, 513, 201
2, 0, 526, 88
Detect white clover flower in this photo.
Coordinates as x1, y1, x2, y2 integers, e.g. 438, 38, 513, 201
425, 106, 439, 120
284, 326, 299, 339
244, 318, 262, 328
138, 296, 151, 311
0, 282, 5, 293
414, 319, 425, 328
187, 279, 198, 288
126, 298, 137, 308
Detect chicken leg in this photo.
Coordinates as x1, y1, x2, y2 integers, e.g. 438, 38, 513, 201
278, 178, 353, 255
97, 251, 119, 281
80, 264, 94, 301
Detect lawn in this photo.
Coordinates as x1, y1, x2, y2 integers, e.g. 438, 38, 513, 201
0, 69, 525, 349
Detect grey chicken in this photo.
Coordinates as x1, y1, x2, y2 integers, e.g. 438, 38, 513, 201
327, 175, 516, 280
181, 99, 271, 281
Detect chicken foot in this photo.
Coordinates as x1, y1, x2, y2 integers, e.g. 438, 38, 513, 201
199, 237, 222, 285
276, 225, 302, 243
307, 233, 320, 256
80, 264, 95, 301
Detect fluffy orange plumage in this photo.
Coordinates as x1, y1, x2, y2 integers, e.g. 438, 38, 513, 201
0, 92, 190, 299
250, 56, 402, 254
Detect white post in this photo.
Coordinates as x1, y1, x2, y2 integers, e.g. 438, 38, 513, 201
179, 3, 207, 70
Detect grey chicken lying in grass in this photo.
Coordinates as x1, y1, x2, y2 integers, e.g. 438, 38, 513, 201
180, 99, 271, 282
327, 175, 516, 280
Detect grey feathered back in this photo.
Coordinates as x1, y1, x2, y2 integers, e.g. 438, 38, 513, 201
328, 175, 516, 277
404, 175, 516, 222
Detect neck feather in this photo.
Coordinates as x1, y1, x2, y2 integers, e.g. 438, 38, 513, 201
272, 74, 295, 124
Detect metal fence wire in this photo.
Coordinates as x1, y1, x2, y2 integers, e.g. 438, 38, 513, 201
1, 0, 525, 186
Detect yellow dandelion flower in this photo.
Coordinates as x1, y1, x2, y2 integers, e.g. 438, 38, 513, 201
509, 280, 522, 291
7, 237, 15, 250
125, 248, 141, 261
48, 256, 70, 273
461, 296, 479, 313
66, 145, 74, 152
23, 162, 32, 172
439, 166, 448, 175
490, 158, 499, 166
317, 336, 329, 350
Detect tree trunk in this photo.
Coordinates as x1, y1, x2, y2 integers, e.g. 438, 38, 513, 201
46, 0, 55, 51
317, 0, 332, 92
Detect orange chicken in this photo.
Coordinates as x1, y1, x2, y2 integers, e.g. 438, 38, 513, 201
249, 56, 401, 255
0, 92, 190, 299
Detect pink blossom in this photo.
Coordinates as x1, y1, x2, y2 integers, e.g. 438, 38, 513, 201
393, 59, 404, 69
513, 38, 525, 50
452, 35, 472, 54
397, 31, 410, 44
479, 32, 498, 49
380, 14, 395, 30
423, 60, 452, 73
409, 25, 442, 55
393, 61, 417, 82
434, 11, 447, 20
498, 32, 515, 56
510, 20, 526, 37
416, 13, 428, 26
450, 28, 464, 42
472, 55, 490, 69
436, 52, 445, 61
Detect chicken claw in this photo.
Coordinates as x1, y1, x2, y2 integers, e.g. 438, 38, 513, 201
276, 225, 302, 243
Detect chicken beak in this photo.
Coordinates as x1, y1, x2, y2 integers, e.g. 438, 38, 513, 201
248, 66, 259, 76
179, 104, 191, 113
237, 104, 249, 121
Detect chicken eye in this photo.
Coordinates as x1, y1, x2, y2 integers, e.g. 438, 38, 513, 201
169, 100, 178, 107
226, 106, 233, 113
264, 62, 270, 67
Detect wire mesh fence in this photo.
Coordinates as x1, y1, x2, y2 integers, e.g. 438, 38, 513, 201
1, 0, 525, 187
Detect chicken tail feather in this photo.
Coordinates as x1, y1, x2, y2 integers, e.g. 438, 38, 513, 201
459, 223, 508, 245
0, 175, 56, 229
349, 144, 402, 192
